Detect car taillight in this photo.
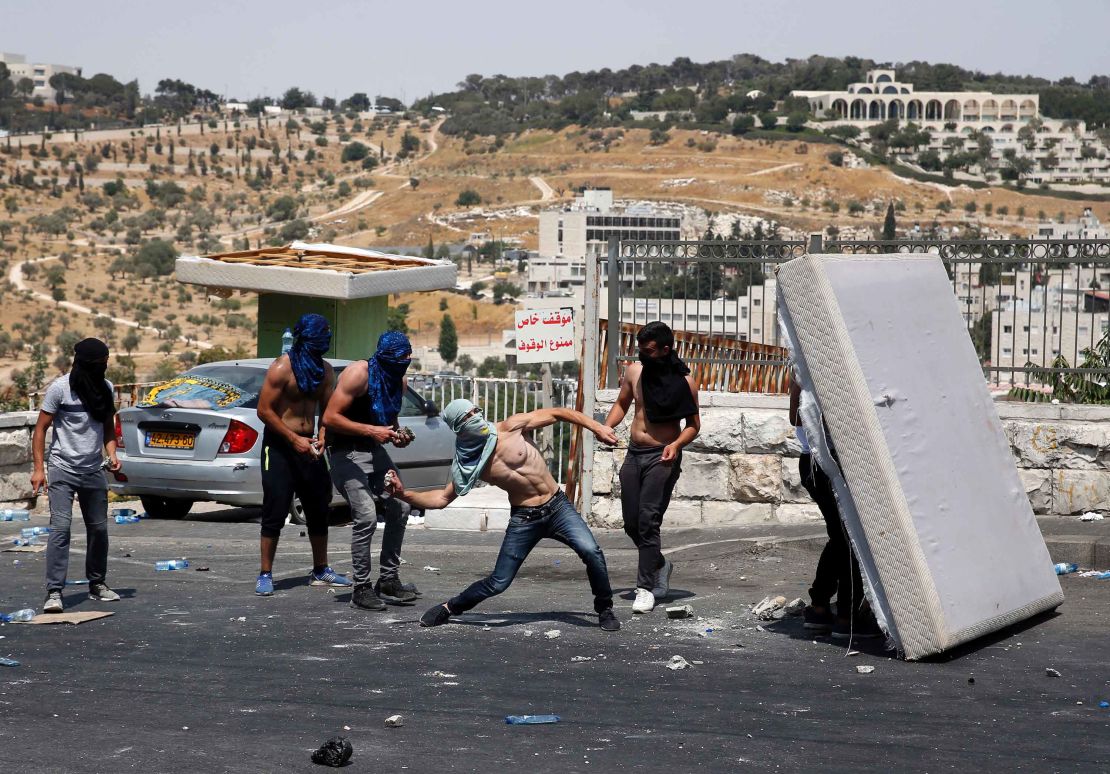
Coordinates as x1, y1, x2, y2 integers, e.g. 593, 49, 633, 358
114, 415, 124, 448
219, 420, 258, 454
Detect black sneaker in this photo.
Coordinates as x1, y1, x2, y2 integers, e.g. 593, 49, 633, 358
375, 577, 418, 606
832, 615, 884, 640
398, 576, 422, 598
350, 584, 386, 611
420, 603, 452, 627
651, 558, 674, 601
803, 606, 835, 632
599, 608, 621, 632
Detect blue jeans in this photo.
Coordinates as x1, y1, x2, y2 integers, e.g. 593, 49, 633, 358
449, 491, 614, 614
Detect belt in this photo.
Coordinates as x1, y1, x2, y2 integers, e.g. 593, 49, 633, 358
512, 491, 566, 522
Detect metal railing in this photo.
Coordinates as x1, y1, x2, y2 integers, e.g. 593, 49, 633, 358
408, 374, 578, 484
603, 235, 1110, 389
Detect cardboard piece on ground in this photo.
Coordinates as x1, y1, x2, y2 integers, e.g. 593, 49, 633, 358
3, 544, 47, 553
17, 611, 114, 625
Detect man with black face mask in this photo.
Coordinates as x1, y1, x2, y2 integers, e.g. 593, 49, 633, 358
604, 321, 701, 614
31, 338, 122, 613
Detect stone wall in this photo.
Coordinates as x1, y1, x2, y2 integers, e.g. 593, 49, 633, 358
589, 392, 1110, 528
0, 412, 38, 508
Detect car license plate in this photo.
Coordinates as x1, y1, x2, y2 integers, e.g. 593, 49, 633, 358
145, 431, 196, 450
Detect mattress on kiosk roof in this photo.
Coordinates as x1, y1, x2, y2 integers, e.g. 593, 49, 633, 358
776, 253, 1063, 660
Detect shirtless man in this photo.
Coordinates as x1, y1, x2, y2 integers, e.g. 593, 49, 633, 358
254, 313, 351, 596
388, 399, 622, 631
604, 321, 700, 614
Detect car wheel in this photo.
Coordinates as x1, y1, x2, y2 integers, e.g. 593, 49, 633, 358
287, 495, 308, 526
140, 495, 194, 519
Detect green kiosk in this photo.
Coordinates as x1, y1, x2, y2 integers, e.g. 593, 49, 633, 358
175, 242, 457, 359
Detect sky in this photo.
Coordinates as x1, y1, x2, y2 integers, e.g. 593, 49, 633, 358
5, 0, 1110, 101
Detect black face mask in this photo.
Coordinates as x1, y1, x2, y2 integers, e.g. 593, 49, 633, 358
639, 351, 667, 366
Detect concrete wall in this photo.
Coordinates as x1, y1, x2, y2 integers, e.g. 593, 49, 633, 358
0, 412, 38, 508
589, 391, 1110, 528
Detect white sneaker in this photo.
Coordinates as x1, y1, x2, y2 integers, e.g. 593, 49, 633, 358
632, 587, 655, 614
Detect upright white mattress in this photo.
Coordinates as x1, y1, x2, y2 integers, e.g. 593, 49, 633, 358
777, 253, 1063, 660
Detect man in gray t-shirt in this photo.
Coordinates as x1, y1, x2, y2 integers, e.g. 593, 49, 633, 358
31, 338, 123, 613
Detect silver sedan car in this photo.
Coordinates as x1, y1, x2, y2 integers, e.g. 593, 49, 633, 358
110, 359, 455, 522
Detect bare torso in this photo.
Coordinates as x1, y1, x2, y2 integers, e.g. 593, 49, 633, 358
481, 426, 558, 507
626, 362, 684, 447
272, 356, 328, 436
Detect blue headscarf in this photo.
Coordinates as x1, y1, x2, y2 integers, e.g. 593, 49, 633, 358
366, 330, 411, 424
288, 314, 332, 394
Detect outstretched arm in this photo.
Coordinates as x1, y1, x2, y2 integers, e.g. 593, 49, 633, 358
390, 475, 458, 510
500, 407, 617, 446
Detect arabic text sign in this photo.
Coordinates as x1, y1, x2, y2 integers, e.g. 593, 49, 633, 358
515, 308, 575, 363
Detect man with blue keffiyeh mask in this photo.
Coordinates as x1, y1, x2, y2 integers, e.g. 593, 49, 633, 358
323, 330, 420, 611
255, 314, 352, 597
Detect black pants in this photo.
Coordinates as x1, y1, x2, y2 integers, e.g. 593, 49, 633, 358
260, 428, 331, 539
800, 453, 865, 618
619, 444, 682, 590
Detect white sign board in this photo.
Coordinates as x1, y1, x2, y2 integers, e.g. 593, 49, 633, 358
515, 308, 576, 363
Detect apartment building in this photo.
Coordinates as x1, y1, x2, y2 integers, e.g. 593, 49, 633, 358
0, 52, 82, 102
531, 189, 682, 294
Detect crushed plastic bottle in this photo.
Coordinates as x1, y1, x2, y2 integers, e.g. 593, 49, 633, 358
1, 609, 35, 623
1054, 562, 1079, 575
11, 537, 40, 547
281, 328, 294, 354
112, 508, 138, 520
0, 657, 19, 667
0, 509, 31, 522
154, 559, 189, 571
505, 715, 560, 725
114, 514, 141, 524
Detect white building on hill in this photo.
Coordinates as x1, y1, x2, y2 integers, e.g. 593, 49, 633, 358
791, 69, 1038, 126
0, 52, 82, 103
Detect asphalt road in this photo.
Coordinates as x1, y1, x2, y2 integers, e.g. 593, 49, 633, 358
0, 508, 1108, 773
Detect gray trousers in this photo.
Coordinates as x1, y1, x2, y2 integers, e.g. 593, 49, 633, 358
327, 442, 406, 587
45, 464, 109, 591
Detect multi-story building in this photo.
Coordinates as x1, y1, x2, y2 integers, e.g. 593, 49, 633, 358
531, 189, 682, 294
1032, 208, 1110, 240
0, 52, 82, 103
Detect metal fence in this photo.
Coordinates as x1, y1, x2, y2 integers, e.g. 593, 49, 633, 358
408, 374, 578, 484
603, 235, 1110, 389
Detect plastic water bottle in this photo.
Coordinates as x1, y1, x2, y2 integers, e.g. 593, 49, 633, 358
0, 509, 30, 521
281, 328, 294, 354
114, 514, 141, 524
1054, 562, 1079, 575
155, 559, 189, 571
11, 537, 39, 547
0, 608, 35, 623
505, 715, 560, 725
0, 657, 19, 667
20, 526, 50, 539
112, 508, 137, 520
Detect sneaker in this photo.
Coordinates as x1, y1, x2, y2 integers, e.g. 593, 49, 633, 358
599, 608, 621, 632
398, 577, 422, 598
651, 558, 674, 601
803, 606, 835, 632
632, 587, 655, 614
375, 577, 418, 605
420, 603, 452, 627
310, 567, 353, 587
832, 615, 884, 640
88, 583, 120, 602
255, 572, 274, 596
43, 590, 63, 614
351, 583, 386, 611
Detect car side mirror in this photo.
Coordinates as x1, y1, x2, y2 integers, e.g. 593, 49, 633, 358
424, 400, 439, 417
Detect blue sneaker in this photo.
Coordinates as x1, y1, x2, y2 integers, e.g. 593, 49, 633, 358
255, 572, 274, 596
310, 566, 352, 587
